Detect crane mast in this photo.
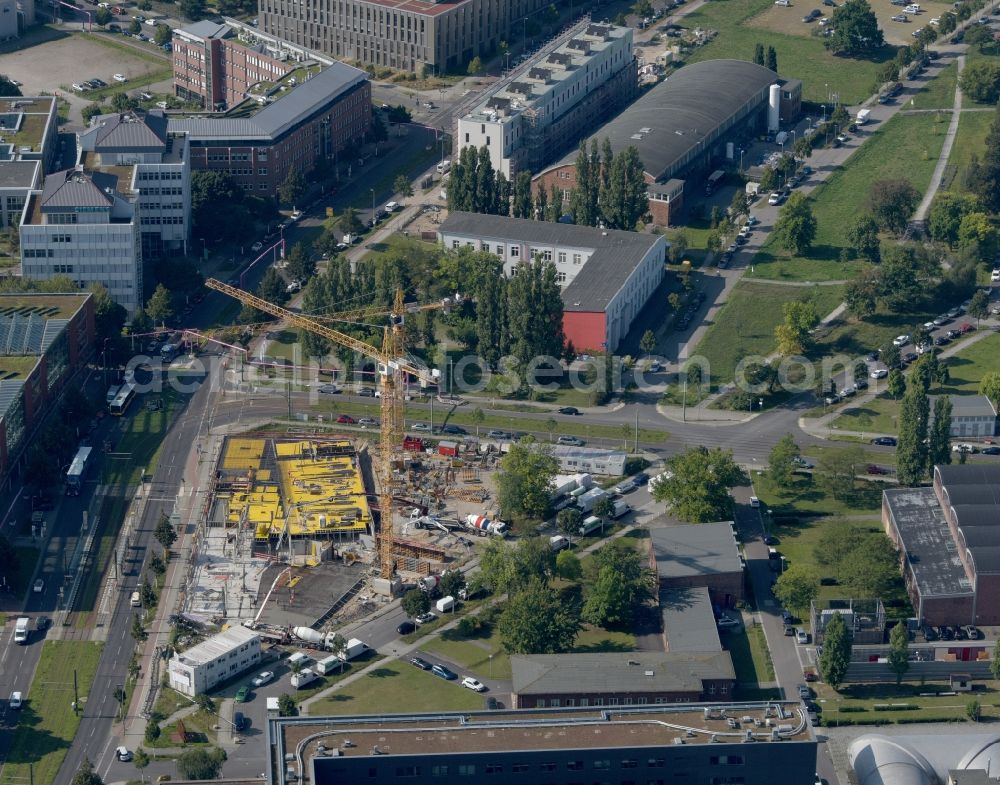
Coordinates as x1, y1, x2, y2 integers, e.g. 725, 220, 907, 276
204, 279, 440, 587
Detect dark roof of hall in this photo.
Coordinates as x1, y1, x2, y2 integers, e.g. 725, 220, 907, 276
546, 59, 777, 180
937, 464, 1000, 487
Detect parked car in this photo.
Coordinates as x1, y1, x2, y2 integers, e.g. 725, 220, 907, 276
804, 671, 818, 682
892, 334, 910, 347
235, 685, 250, 703
798, 684, 812, 699
431, 663, 457, 680
487, 430, 512, 439
557, 435, 584, 446
396, 621, 416, 635
784, 625, 795, 636
870, 368, 889, 379
793, 456, 815, 469
871, 436, 897, 446
558, 406, 581, 415
410, 657, 431, 670
415, 612, 437, 625
336, 414, 356, 424
318, 384, 340, 394
960, 322, 975, 334
867, 464, 890, 475
252, 671, 274, 687
796, 629, 810, 644
462, 677, 487, 692
717, 616, 741, 628
411, 422, 431, 432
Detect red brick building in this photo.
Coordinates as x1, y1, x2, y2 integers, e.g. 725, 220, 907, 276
0, 293, 94, 487
510, 651, 736, 709
168, 62, 371, 197
649, 522, 745, 607
533, 60, 783, 227
883, 465, 1000, 626
173, 21, 296, 111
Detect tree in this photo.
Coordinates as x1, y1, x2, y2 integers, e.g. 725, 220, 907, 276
154, 513, 177, 550
759, 166, 778, 192
840, 534, 902, 597
600, 145, 647, 230
277, 693, 297, 716
71, 759, 104, 785
195, 693, 215, 713
95, 6, 112, 24
440, 569, 466, 599
179, 0, 206, 20
639, 329, 657, 355
991, 639, 1000, 681
470, 407, 485, 436
774, 300, 819, 356
258, 267, 289, 306
928, 192, 982, 246
512, 170, 533, 219
278, 167, 306, 208
887, 369, 906, 399
582, 540, 654, 627
145, 284, 173, 327
766, 45, 778, 73
177, 747, 227, 780
815, 445, 864, 501
498, 580, 581, 654
768, 434, 802, 488
154, 23, 171, 46
826, 0, 884, 54
831, 104, 850, 129
632, 0, 654, 16
467, 55, 483, 75
866, 178, 919, 236
959, 61, 1000, 104
131, 613, 146, 642
555, 550, 582, 581
928, 396, 953, 471
128, 17, 142, 33
496, 438, 557, 524
819, 611, 852, 690
144, 720, 161, 744
897, 383, 929, 485
401, 588, 431, 618
284, 242, 315, 284
968, 289, 990, 325
393, 174, 414, 199
887, 620, 910, 685
133, 748, 150, 783
968, 699, 982, 722
556, 508, 582, 544
773, 565, 820, 612
478, 537, 555, 595
773, 192, 817, 255
592, 495, 614, 524
958, 212, 1000, 261
980, 371, 1000, 407
846, 214, 881, 262
141, 579, 156, 608
651, 446, 744, 523
753, 42, 765, 66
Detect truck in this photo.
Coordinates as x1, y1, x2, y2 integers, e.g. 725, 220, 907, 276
579, 515, 604, 536
705, 169, 725, 196
464, 514, 507, 537
745, 181, 761, 199
576, 487, 609, 515
611, 500, 632, 519
316, 655, 345, 675
856, 108, 871, 125
549, 535, 569, 552
436, 595, 455, 614
403, 436, 425, 451
343, 638, 369, 661
292, 627, 325, 647
417, 575, 441, 593
291, 668, 319, 689
13, 617, 29, 644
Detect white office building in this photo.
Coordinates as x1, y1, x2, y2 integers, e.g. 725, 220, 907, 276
167, 625, 262, 697
455, 22, 636, 178
78, 110, 191, 259
438, 211, 666, 353
20, 168, 143, 313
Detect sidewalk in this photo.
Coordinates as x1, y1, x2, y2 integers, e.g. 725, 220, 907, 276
913, 54, 966, 222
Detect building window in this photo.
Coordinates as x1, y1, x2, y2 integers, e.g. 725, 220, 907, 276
621, 760, 638, 769
431, 766, 449, 776
540, 763, 557, 772
573, 253, 581, 264
510, 246, 519, 258
512, 764, 529, 773
541, 249, 552, 261
566, 761, 583, 771
555, 271, 566, 284
485, 764, 503, 774
593, 760, 610, 770
558, 252, 566, 263
452, 240, 460, 249
457, 765, 476, 776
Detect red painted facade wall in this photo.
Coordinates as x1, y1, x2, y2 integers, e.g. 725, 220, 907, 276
563, 311, 607, 354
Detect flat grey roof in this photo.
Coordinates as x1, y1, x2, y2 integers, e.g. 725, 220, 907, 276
169, 62, 366, 141
0, 160, 39, 189
884, 488, 971, 599
650, 522, 743, 579
661, 586, 722, 653
544, 59, 777, 181
438, 211, 664, 312
176, 20, 230, 39
173, 625, 258, 666
940, 394, 997, 418
511, 651, 734, 697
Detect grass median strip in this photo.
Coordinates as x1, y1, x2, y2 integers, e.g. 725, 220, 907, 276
0, 641, 104, 785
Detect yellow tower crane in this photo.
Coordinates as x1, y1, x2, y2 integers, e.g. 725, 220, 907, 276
205, 278, 455, 590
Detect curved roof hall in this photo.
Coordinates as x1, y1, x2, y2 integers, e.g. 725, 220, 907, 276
545, 59, 778, 181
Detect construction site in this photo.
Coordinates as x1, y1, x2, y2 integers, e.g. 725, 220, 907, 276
179, 429, 508, 636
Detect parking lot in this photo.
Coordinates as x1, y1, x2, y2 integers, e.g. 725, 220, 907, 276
0, 32, 170, 124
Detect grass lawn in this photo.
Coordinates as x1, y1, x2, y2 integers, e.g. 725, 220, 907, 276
830, 393, 902, 434
0, 641, 104, 785
681, 0, 895, 104
424, 627, 512, 680
307, 661, 485, 716
909, 61, 958, 110
750, 469, 885, 518
946, 110, 993, 193
749, 113, 949, 282
811, 301, 946, 359
817, 680, 999, 725
726, 624, 775, 688
693, 281, 845, 387
572, 625, 636, 652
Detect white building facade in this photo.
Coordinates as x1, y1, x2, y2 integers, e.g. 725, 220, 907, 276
167, 626, 262, 697
455, 22, 635, 178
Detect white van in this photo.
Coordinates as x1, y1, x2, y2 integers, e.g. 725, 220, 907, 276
436, 159, 451, 174
287, 652, 311, 670
130, 591, 141, 607
384, 201, 399, 213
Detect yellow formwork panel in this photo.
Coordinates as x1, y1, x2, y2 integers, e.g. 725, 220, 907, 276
222, 438, 265, 470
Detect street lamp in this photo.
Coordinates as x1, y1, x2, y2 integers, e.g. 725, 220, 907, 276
821, 104, 826, 123
370, 188, 375, 225
739, 148, 745, 173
